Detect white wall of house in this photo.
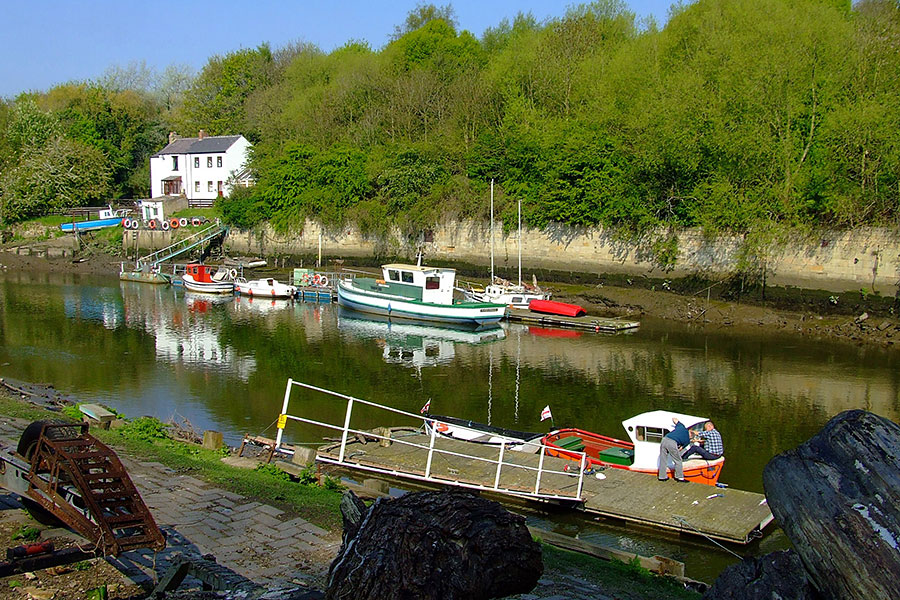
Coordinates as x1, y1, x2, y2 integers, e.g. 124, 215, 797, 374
149, 136, 251, 201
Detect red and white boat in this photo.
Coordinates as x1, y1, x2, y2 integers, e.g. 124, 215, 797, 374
182, 264, 235, 294
542, 410, 725, 486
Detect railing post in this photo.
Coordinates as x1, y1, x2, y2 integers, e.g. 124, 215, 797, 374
534, 445, 547, 495
576, 452, 586, 500
337, 397, 355, 463
493, 443, 506, 490
274, 378, 293, 449
424, 420, 437, 478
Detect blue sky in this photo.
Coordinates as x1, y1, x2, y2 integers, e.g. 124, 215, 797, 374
1, 0, 675, 99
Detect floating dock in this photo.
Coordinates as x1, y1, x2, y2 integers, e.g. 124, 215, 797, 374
316, 430, 771, 545
276, 380, 772, 546
506, 308, 640, 332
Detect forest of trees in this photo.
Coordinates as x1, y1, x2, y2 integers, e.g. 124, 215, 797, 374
1, 0, 898, 259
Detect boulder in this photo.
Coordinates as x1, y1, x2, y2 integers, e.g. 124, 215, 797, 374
762, 410, 900, 600
326, 489, 542, 600
702, 550, 820, 600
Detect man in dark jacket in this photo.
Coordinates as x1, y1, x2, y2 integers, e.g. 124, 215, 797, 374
658, 417, 690, 482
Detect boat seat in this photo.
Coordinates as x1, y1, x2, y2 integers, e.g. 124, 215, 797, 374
597, 446, 634, 466
555, 436, 586, 452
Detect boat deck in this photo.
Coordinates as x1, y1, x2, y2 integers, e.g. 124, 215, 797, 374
506, 308, 640, 332
317, 429, 772, 544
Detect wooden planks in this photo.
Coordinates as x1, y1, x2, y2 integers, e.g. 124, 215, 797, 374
506, 308, 640, 332
317, 430, 772, 545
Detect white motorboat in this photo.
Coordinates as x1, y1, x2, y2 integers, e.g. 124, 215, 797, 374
234, 277, 296, 299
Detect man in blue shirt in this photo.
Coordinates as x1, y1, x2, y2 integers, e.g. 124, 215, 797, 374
658, 417, 690, 482
681, 421, 724, 461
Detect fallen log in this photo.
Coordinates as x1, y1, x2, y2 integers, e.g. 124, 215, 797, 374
762, 410, 900, 600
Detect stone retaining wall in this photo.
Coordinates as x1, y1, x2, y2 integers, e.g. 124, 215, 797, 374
135, 220, 900, 294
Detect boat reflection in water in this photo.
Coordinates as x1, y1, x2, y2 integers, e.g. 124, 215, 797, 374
231, 294, 294, 315
337, 307, 506, 368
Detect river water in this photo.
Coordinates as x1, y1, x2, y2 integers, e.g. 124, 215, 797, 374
2, 270, 898, 581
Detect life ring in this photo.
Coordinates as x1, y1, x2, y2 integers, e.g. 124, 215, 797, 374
229, 268, 237, 279
436, 422, 449, 433
319, 275, 328, 287
148, 219, 157, 230
301, 273, 309, 285
192, 217, 201, 227
312, 274, 321, 285
170, 218, 179, 229
122, 218, 131, 229
179, 217, 188, 227
161, 220, 170, 231
248, 288, 253, 296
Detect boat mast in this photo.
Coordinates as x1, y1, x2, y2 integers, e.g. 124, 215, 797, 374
518, 198, 522, 287
490, 179, 494, 284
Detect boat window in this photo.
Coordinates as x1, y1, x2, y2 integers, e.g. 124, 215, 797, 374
388, 270, 400, 282
636, 426, 665, 443
401, 271, 414, 283
512, 297, 523, 303
425, 277, 440, 290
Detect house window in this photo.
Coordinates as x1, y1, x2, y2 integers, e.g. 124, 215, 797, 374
217, 156, 222, 168
172, 156, 178, 170
194, 157, 199, 168
217, 181, 223, 196
207, 157, 213, 168
208, 181, 213, 192
195, 182, 200, 192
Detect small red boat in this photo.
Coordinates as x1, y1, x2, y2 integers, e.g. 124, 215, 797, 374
542, 410, 725, 486
529, 299, 586, 317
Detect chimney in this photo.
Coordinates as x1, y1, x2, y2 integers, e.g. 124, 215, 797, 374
198, 129, 207, 140
168, 131, 179, 144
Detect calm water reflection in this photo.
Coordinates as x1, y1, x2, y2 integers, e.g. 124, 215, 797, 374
2, 271, 898, 580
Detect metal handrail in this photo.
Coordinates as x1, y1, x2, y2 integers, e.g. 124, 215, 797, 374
274, 379, 586, 502
135, 223, 227, 269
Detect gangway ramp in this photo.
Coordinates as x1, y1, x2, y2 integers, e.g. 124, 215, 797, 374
273, 380, 774, 545
135, 223, 227, 269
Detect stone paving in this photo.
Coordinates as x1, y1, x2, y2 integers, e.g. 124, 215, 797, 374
0, 417, 340, 597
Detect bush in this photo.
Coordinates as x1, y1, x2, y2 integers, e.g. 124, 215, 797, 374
119, 417, 169, 442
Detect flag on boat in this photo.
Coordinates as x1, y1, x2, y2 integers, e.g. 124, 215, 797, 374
420, 399, 431, 414
540, 405, 552, 421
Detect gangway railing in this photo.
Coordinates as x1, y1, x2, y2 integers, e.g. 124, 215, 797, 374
274, 379, 586, 503
135, 223, 228, 269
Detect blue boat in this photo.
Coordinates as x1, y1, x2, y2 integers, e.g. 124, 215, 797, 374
60, 207, 128, 233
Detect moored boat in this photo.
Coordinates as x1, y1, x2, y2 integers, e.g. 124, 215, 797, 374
542, 410, 725, 486
464, 279, 550, 308
60, 206, 129, 233
529, 299, 586, 317
182, 263, 235, 294
336, 262, 507, 326
423, 414, 545, 452
234, 277, 296, 299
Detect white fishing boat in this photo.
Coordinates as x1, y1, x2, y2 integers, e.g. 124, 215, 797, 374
463, 182, 550, 308
336, 261, 507, 326
234, 277, 296, 299
181, 263, 235, 294
423, 414, 544, 453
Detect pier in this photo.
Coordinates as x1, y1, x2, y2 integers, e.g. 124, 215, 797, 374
506, 308, 640, 332
275, 380, 773, 546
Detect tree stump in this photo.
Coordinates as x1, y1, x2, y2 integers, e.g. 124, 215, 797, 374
762, 410, 900, 600
326, 489, 542, 600
702, 550, 820, 600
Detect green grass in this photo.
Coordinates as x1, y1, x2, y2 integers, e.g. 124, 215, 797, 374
171, 208, 220, 220
540, 543, 701, 600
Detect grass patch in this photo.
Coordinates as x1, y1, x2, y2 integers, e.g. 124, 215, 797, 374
12, 525, 41, 542
0, 393, 64, 422
540, 543, 700, 600
171, 208, 220, 220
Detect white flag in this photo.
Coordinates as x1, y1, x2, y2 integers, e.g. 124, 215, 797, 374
420, 399, 431, 414
540, 405, 552, 421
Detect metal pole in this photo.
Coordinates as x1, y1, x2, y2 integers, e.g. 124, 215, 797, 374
577, 453, 586, 500
493, 443, 506, 490
534, 445, 546, 495
517, 198, 522, 287
490, 179, 494, 283
274, 378, 293, 449
318, 232, 322, 269
424, 420, 438, 478
337, 397, 354, 463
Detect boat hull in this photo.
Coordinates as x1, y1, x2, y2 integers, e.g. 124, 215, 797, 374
529, 300, 586, 317
234, 279, 296, 298
182, 276, 234, 294
337, 280, 506, 325
424, 415, 544, 453
543, 428, 724, 486
60, 218, 123, 232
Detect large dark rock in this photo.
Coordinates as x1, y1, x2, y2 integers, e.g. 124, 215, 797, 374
762, 410, 900, 600
326, 489, 542, 600
702, 550, 820, 600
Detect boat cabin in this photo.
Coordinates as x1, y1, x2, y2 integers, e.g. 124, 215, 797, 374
184, 264, 215, 284
622, 410, 710, 470
98, 206, 128, 220
380, 263, 457, 304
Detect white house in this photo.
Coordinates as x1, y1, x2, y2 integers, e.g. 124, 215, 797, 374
150, 130, 252, 206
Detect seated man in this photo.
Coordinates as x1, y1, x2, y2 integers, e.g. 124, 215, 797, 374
682, 421, 723, 460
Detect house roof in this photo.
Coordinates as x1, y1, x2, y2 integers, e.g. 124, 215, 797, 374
153, 135, 244, 157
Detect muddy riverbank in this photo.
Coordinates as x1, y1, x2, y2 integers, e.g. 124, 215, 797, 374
2, 247, 897, 350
